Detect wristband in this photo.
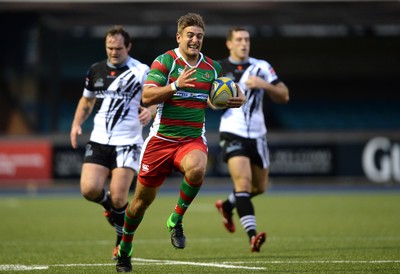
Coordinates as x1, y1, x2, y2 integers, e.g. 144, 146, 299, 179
171, 81, 178, 92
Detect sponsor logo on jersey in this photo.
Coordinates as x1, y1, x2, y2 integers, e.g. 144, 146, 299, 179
94, 78, 104, 88
148, 72, 165, 81
175, 91, 208, 100
269, 66, 276, 76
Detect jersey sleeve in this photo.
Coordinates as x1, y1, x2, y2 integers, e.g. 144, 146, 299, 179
262, 60, 279, 84
144, 53, 173, 87
82, 64, 97, 98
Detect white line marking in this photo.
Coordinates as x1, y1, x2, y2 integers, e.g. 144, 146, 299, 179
0, 265, 49, 271
2, 259, 399, 271
267, 260, 400, 264
225, 260, 400, 264
133, 258, 266, 269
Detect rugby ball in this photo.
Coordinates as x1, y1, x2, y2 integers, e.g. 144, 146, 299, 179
209, 77, 237, 109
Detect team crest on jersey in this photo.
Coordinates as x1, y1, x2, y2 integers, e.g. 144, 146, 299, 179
94, 78, 104, 88
202, 72, 211, 80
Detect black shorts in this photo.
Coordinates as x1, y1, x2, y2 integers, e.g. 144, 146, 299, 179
220, 132, 270, 169
83, 141, 142, 172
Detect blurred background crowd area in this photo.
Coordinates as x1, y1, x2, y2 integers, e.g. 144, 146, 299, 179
0, 0, 399, 185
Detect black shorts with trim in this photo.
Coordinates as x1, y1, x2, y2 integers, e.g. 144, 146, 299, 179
220, 132, 269, 169
83, 141, 140, 171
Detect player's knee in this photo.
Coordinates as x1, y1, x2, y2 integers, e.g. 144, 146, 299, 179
186, 165, 206, 184
110, 195, 127, 208
252, 188, 265, 195
130, 198, 151, 217
80, 183, 103, 202
81, 189, 98, 201
251, 183, 267, 195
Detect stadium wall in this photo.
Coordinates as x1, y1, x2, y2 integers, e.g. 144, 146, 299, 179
1, 132, 399, 187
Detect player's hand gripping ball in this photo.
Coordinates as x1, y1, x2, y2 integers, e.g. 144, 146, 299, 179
209, 77, 238, 109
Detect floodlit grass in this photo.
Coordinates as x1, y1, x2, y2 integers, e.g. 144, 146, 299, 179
1, 187, 400, 273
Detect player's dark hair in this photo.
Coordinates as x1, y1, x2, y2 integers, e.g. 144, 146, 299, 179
227, 26, 249, 41
177, 13, 205, 34
105, 25, 131, 48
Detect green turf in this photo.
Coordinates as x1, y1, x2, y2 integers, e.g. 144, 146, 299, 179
1, 190, 400, 273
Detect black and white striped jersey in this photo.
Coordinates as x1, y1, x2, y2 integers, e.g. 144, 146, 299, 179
219, 57, 280, 139
82, 57, 149, 145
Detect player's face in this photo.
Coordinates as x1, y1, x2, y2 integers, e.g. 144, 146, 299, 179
227, 30, 250, 61
177, 26, 204, 61
105, 34, 131, 66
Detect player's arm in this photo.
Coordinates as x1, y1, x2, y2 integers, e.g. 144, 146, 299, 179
138, 105, 156, 126
70, 96, 96, 149
142, 66, 197, 106
265, 81, 289, 104
245, 75, 289, 104
142, 84, 176, 106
